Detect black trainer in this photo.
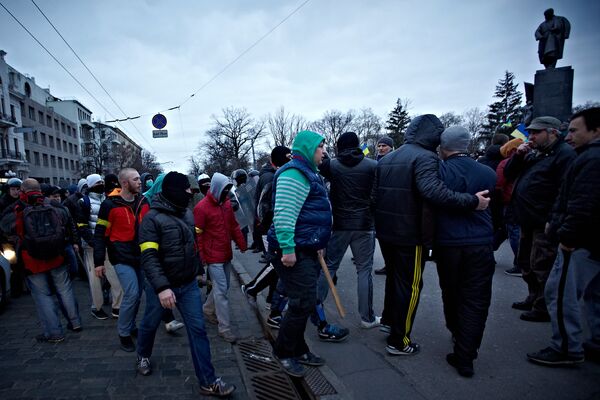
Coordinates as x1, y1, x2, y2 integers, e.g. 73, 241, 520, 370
446, 353, 474, 377
512, 301, 533, 311
119, 335, 135, 352
520, 310, 551, 322
91, 309, 109, 320
199, 377, 236, 397
277, 357, 305, 377
136, 356, 152, 376
386, 342, 420, 356
112, 308, 119, 318
297, 351, 325, 366
504, 266, 522, 277
267, 315, 282, 329
318, 324, 349, 342
527, 347, 584, 366
36, 334, 65, 344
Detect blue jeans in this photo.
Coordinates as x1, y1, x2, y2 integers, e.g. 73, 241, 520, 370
137, 280, 217, 386
26, 265, 81, 338
114, 264, 143, 337
64, 245, 79, 276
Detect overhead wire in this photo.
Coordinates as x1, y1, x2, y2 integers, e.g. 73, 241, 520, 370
29, 0, 154, 151
0, 0, 156, 152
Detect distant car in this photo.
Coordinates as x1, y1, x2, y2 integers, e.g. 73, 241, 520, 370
0, 244, 16, 312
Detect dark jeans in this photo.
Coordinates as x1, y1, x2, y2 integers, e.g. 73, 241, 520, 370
435, 245, 495, 362
137, 280, 216, 386
272, 249, 319, 358
380, 242, 425, 348
517, 227, 557, 313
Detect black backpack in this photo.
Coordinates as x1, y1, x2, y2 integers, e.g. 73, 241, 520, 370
22, 205, 66, 259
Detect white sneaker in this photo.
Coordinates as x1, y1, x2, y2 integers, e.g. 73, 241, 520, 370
360, 316, 381, 329
165, 320, 185, 333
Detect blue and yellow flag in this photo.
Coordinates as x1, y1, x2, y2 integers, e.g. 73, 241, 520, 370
361, 143, 370, 156
510, 123, 528, 141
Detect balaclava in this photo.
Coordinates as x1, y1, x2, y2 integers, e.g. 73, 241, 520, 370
161, 171, 192, 209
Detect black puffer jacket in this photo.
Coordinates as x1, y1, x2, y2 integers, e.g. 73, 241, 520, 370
547, 140, 600, 259
505, 138, 576, 229
373, 114, 479, 246
139, 195, 201, 294
320, 148, 376, 231
254, 164, 276, 206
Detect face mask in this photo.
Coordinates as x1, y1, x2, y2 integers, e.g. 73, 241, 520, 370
90, 184, 105, 194
145, 179, 154, 189
200, 184, 210, 196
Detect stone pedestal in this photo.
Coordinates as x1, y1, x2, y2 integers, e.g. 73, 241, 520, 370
533, 66, 574, 122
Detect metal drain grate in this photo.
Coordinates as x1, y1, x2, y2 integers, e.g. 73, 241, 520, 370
304, 366, 337, 396
235, 339, 301, 400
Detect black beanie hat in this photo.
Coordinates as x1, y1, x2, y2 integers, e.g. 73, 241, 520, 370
162, 171, 191, 208
105, 173, 120, 191
337, 131, 359, 152
271, 146, 291, 167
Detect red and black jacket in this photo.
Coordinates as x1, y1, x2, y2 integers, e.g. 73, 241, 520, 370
94, 193, 149, 268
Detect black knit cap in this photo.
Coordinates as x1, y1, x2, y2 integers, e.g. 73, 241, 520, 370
337, 131, 359, 152
105, 173, 120, 191
162, 171, 191, 208
271, 146, 291, 167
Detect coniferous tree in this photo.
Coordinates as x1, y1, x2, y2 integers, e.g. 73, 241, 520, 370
385, 98, 411, 147
477, 71, 523, 152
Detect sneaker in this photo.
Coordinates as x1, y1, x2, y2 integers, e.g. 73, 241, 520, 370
111, 308, 119, 318
277, 357, 306, 378
318, 324, 350, 342
520, 310, 551, 322
386, 342, 420, 356
297, 351, 325, 366
165, 320, 185, 333
36, 334, 65, 343
241, 284, 257, 308
360, 316, 381, 329
446, 353, 474, 377
379, 324, 391, 334
91, 308, 109, 320
504, 266, 522, 277
218, 330, 237, 343
203, 311, 218, 325
136, 356, 152, 376
512, 301, 533, 311
527, 347, 584, 366
199, 377, 236, 397
267, 315, 282, 329
67, 323, 83, 333
374, 266, 386, 275
119, 335, 135, 352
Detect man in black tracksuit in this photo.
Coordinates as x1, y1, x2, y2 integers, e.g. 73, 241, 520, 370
435, 126, 497, 377
372, 114, 490, 356
504, 116, 576, 322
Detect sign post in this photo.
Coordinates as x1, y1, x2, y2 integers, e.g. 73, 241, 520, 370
152, 113, 168, 138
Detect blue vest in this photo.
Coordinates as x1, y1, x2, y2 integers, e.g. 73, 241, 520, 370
267, 157, 332, 251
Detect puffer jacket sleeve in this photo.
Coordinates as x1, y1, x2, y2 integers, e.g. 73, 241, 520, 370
414, 152, 478, 210
139, 213, 170, 294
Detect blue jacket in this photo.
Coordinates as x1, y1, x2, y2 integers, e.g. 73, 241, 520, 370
435, 154, 496, 246
268, 157, 332, 251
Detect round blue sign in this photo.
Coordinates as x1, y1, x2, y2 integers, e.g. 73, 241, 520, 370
152, 113, 167, 130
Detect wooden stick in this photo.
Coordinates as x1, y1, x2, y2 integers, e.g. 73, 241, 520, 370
318, 254, 346, 318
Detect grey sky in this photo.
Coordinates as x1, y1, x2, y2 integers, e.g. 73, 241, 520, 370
1, 0, 599, 172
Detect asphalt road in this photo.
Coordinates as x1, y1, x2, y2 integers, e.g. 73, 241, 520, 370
240, 240, 600, 400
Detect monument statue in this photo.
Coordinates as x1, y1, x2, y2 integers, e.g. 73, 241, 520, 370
535, 8, 570, 69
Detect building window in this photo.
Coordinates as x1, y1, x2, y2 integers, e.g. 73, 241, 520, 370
48, 136, 54, 148
40, 133, 46, 146
70, 160, 75, 170
13, 138, 19, 155
61, 122, 66, 134
28, 106, 35, 120
10, 104, 16, 120
46, 115, 52, 127
58, 157, 63, 169
38, 111, 44, 123
76, 160, 79, 171
24, 82, 31, 97
43, 154, 49, 167
56, 140, 61, 151
74, 144, 78, 154
69, 143, 73, 154
51, 155, 56, 167
32, 132, 38, 143
34, 151, 40, 165
63, 140, 67, 150
23, 131, 28, 141
25, 149, 30, 163
54, 119, 59, 130
53, 177, 58, 185
19, 101, 25, 117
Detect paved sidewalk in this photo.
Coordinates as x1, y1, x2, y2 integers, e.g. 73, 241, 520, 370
0, 270, 263, 399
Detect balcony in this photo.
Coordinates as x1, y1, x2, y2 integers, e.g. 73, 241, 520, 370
0, 112, 18, 128
0, 149, 26, 164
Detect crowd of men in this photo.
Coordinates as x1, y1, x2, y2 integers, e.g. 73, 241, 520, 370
0, 107, 597, 392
